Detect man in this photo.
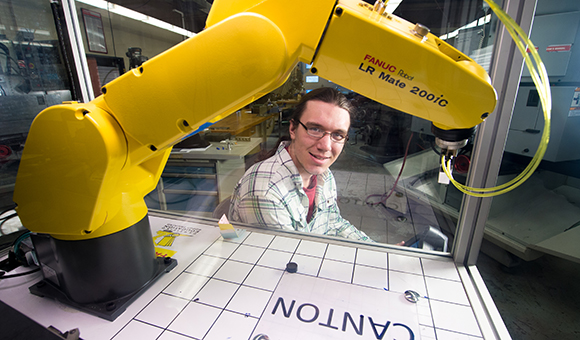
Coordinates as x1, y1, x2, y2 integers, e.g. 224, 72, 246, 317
229, 87, 372, 241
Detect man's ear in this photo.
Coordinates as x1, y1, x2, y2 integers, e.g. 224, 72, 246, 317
289, 120, 297, 139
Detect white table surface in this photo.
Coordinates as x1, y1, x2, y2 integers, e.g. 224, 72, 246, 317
0, 213, 503, 340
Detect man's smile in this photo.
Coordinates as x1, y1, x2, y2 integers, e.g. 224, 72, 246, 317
310, 152, 330, 161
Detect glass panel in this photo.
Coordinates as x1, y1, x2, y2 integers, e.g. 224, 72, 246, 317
68, 1, 499, 254
325, 1, 498, 250
477, 2, 580, 338
75, 0, 199, 95
0, 0, 74, 233
485, 1, 580, 265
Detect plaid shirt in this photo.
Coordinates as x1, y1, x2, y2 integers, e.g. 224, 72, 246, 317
229, 141, 372, 241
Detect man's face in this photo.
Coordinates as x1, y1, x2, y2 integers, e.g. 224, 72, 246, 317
288, 100, 350, 181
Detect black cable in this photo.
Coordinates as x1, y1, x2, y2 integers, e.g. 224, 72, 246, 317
0, 267, 40, 279
101, 67, 117, 85
12, 231, 31, 263
0, 241, 14, 249
564, 220, 580, 232
365, 132, 414, 206
430, 140, 441, 156
0, 51, 20, 69
0, 51, 28, 80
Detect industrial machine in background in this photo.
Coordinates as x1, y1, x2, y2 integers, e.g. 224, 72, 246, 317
0, 32, 73, 208
486, 6, 580, 265
348, 95, 418, 164
12, 0, 496, 320
126, 47, 149, 69
505, 11, 580, 163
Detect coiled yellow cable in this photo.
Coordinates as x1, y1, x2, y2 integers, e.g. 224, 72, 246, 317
442, 0, 551, 197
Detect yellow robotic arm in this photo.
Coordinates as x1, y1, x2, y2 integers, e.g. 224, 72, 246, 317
15, 0, 495, 240
12, 0, 496, 320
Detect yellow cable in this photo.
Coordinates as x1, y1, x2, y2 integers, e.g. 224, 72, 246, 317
442, 0, 551, 198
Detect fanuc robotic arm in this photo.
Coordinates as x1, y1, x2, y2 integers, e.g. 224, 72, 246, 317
13, 0, 496, 319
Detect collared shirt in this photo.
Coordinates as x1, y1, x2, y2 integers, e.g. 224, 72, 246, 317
229, 141, 372, 241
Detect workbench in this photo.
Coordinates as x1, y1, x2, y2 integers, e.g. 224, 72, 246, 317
0, 211, 509, 339
145, 138, 262, 216
209, 110, 277, 142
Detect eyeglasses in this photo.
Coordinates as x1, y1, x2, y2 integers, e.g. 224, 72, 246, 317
297, 120, 349, 143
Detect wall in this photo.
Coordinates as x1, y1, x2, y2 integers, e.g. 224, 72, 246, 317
76, 3, 184, 72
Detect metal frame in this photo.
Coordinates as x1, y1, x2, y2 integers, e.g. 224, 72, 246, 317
61, 0, 95, 102
453, 0, 538, 266
460, 265, 513, 339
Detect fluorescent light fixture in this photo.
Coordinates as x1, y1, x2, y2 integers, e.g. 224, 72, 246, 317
440, 14, 491, 40
0, 39, 54, 48
76, 0, 196, 37
305, 76, 319, 83
17, 28, 51, 36
1, 26, 50, 37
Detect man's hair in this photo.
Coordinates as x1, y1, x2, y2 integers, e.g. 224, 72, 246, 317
290, 87, 355, 125
256, 87, 356, 162
256, 87, 354, 162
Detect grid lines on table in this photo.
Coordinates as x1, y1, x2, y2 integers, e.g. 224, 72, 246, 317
111, 231, 483, 340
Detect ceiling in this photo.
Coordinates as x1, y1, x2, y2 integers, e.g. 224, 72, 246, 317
108, 0, 212, 33
108, 0, 488, 38
368, 0, 488, 36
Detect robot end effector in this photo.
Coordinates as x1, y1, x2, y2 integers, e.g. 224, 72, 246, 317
432, 125, 477, 160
